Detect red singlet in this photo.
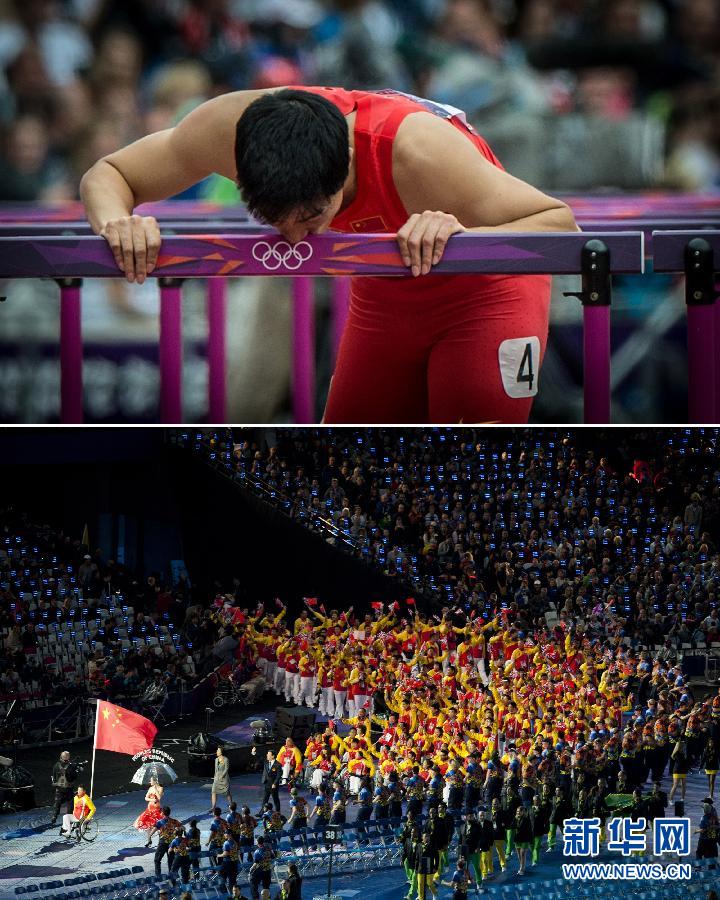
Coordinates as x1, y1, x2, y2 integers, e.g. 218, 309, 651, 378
294, 86, 551, 424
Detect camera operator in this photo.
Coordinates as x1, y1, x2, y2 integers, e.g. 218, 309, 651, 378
51, 750, 78, 826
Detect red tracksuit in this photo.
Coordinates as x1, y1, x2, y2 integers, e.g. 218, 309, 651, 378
297, 86, 552, 424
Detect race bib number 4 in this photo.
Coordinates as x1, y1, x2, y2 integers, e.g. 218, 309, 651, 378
498, 337, 540, 398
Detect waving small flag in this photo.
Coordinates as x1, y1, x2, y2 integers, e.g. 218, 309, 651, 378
305, 597, 318, 607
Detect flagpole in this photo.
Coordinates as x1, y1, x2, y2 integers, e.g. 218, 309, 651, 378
90, 701, 99, 798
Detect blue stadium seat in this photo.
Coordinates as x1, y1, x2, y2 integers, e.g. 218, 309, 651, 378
130, 866, 143, 874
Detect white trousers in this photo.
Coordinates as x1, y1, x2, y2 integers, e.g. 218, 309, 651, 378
319, 686, 333, 716
285, 672, 300, 702
62, 813, 81, 833
274, 666, 286, 694
332, 690, 347, 718
349, 694, 369, 718
297, 676, 316, 707
265, 660, 277, 686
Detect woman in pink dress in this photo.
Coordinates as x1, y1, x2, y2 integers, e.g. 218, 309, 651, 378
133, 776, 164, 846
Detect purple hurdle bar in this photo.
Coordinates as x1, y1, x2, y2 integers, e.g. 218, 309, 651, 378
0, 232, 643, 276
0, 230, 644, 424
652, 230, 720, 422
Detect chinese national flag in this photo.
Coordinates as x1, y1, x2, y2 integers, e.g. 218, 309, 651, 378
95, 700, 158, 755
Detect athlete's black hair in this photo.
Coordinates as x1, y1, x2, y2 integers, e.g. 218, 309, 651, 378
235, 89, 350, 224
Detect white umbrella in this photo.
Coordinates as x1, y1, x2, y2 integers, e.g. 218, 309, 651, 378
131, 761, 178, 785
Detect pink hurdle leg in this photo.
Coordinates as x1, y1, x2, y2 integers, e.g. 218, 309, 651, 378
716, 283, 720, 421
583, 305, 611, 423
331, 276, 350, 363
159, 278, 184, 423
688, 305, 716, 422
292, 278, 316, 423
207, 278, 227, 422
59, 278, 83, 424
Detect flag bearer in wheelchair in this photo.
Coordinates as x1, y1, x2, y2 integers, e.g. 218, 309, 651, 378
60, 785, 95, 839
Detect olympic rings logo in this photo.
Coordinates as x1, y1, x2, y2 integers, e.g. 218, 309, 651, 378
251, 240, 314, 271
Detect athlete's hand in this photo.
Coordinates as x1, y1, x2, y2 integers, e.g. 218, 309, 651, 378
396, 210, 466, 277
100, 214, 162, 284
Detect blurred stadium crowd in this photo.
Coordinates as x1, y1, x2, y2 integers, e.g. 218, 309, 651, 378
1, 0, 719, 202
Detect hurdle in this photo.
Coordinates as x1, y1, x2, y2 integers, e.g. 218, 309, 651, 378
0, 230, 643, 424
652, 230, 720, 422
0, 219, 348, 423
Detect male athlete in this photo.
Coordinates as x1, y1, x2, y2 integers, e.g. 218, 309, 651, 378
80, 87, 578, 422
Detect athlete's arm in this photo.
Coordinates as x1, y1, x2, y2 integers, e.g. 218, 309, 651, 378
393, 113, 578, 276
80, 91, 265, 283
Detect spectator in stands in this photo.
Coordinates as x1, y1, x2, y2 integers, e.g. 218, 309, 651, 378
686, 493, 704, 531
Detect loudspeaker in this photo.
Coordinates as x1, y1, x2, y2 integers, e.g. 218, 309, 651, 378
0, 761, 35, 809
187, 732, 225, 777
275, 706, 316, 740
674, 799, 684, 817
